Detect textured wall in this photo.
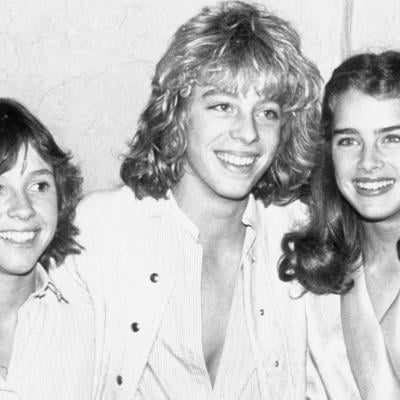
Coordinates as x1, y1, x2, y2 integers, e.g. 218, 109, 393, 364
351, 0, 400, 53
0, 0, 398, 193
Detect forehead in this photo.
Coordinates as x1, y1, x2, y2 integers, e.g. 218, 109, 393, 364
190, 83, 274, 102
193, 65, 285, 103
333, 89, 400, 129
1, 144, 52, 177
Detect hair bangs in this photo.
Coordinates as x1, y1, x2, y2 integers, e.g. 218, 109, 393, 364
194, 56, 290, 106
0, 142, 22, 176
193, 48, 315, 114
0, 121, 33, 175
122, 1, 322, 202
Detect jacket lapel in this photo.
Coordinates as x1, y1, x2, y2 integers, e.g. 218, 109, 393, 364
380, 288, 400, 379
341, 268, 400, 398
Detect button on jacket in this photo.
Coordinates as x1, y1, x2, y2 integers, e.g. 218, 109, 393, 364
65, 186, 312, 400
136, 195, 266, 399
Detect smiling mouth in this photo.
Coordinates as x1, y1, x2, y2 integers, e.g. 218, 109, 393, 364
353, 178, 395, 194
216, 151, 256, 167
0, 231, 36, 244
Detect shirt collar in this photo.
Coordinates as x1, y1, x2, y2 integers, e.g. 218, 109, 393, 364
33, 264, 69, 303
149, 191, 261, 243
150, 190, 200, 240
241, 195, 261, 259
241, 194, 259, 230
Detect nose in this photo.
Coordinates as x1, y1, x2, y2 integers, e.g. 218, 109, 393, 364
357, 143, 384, 172
7, 191, 35, 220
229, 114, 259, 144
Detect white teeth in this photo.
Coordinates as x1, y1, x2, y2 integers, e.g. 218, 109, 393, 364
0, 231, 35, 243
356, 179, 394, 190
216, 152, 256, 166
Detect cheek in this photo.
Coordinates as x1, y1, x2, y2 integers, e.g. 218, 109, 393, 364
333, 167, 348, 194
38, 196, 58, 231
261, 128, 282, 156
332, 158, 352, 197
333, 151, 353, 178
185, 123, 208, 153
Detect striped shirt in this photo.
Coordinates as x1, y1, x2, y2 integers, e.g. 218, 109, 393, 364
0, 264, 95, 400
135, 198, 264, 399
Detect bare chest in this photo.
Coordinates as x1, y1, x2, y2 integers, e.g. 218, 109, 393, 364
200, 250, 241, 385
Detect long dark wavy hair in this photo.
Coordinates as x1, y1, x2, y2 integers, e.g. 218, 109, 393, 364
120, 0, 322, 205
279, 51, 400, 294
0, 98, 83, 269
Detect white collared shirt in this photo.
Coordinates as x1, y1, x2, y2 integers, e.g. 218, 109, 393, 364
68, 186, 310, 400
135, 197, 262, 399
0, 264, 95, 400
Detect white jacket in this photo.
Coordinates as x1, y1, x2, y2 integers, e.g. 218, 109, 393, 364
65, 186, 326, 399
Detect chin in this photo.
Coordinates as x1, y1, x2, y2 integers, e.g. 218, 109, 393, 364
219, 190, 251, 202
4, 260, 39, 276
356, 209, 395, 223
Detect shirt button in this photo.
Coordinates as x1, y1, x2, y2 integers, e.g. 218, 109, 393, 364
131, 322, 140, 332
116, 375, 123, 385
150, 273, 159, 283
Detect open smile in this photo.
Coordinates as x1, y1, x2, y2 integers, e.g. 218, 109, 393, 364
0, 230, 38, 244
353, 178, 395, 195
215, 151, 257, 167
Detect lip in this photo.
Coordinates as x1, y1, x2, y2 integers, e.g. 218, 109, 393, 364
0, 230, 39, 246
352, 177, 395, 196
215, 150, 259, 172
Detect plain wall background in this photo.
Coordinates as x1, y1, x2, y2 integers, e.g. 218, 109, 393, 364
1, 0, 399, 193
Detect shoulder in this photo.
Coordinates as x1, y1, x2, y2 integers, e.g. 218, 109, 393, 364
76, 185, 158, 229
305, 292, 361, 398
305, 291, 343, 351
305, 291, 345, 349
306, 291, 341, 321
50, 263, 93, 307
257, 198, 309, 232
77, 185, 135, 216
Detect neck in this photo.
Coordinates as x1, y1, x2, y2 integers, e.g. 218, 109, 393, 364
0, 269, 36, 317
173, 184, 249, 246
363, 219, 400, 268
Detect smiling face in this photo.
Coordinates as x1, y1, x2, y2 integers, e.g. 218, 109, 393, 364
332, 89, 400, 223
0, 144, 57, 277
175, 84, 283, 204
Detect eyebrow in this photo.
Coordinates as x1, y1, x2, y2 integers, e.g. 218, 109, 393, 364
28, 168, 54, 178
380, 124, 400, 133
200, 87, 276, 106
332, 128, 357, 136
201, 87, 237, 99
333, 124, 400, 136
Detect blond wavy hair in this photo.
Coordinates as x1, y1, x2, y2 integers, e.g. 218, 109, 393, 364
121, 1, 322, 205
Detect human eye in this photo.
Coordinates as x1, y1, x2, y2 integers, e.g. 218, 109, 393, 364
256, 103, 281, 121
383, 134, 400, 144
0, 184, 7, 196
335, 137, 358, 147
208, 103, 234, 113
29, 180, 53, 193
262, 109, 279, 120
